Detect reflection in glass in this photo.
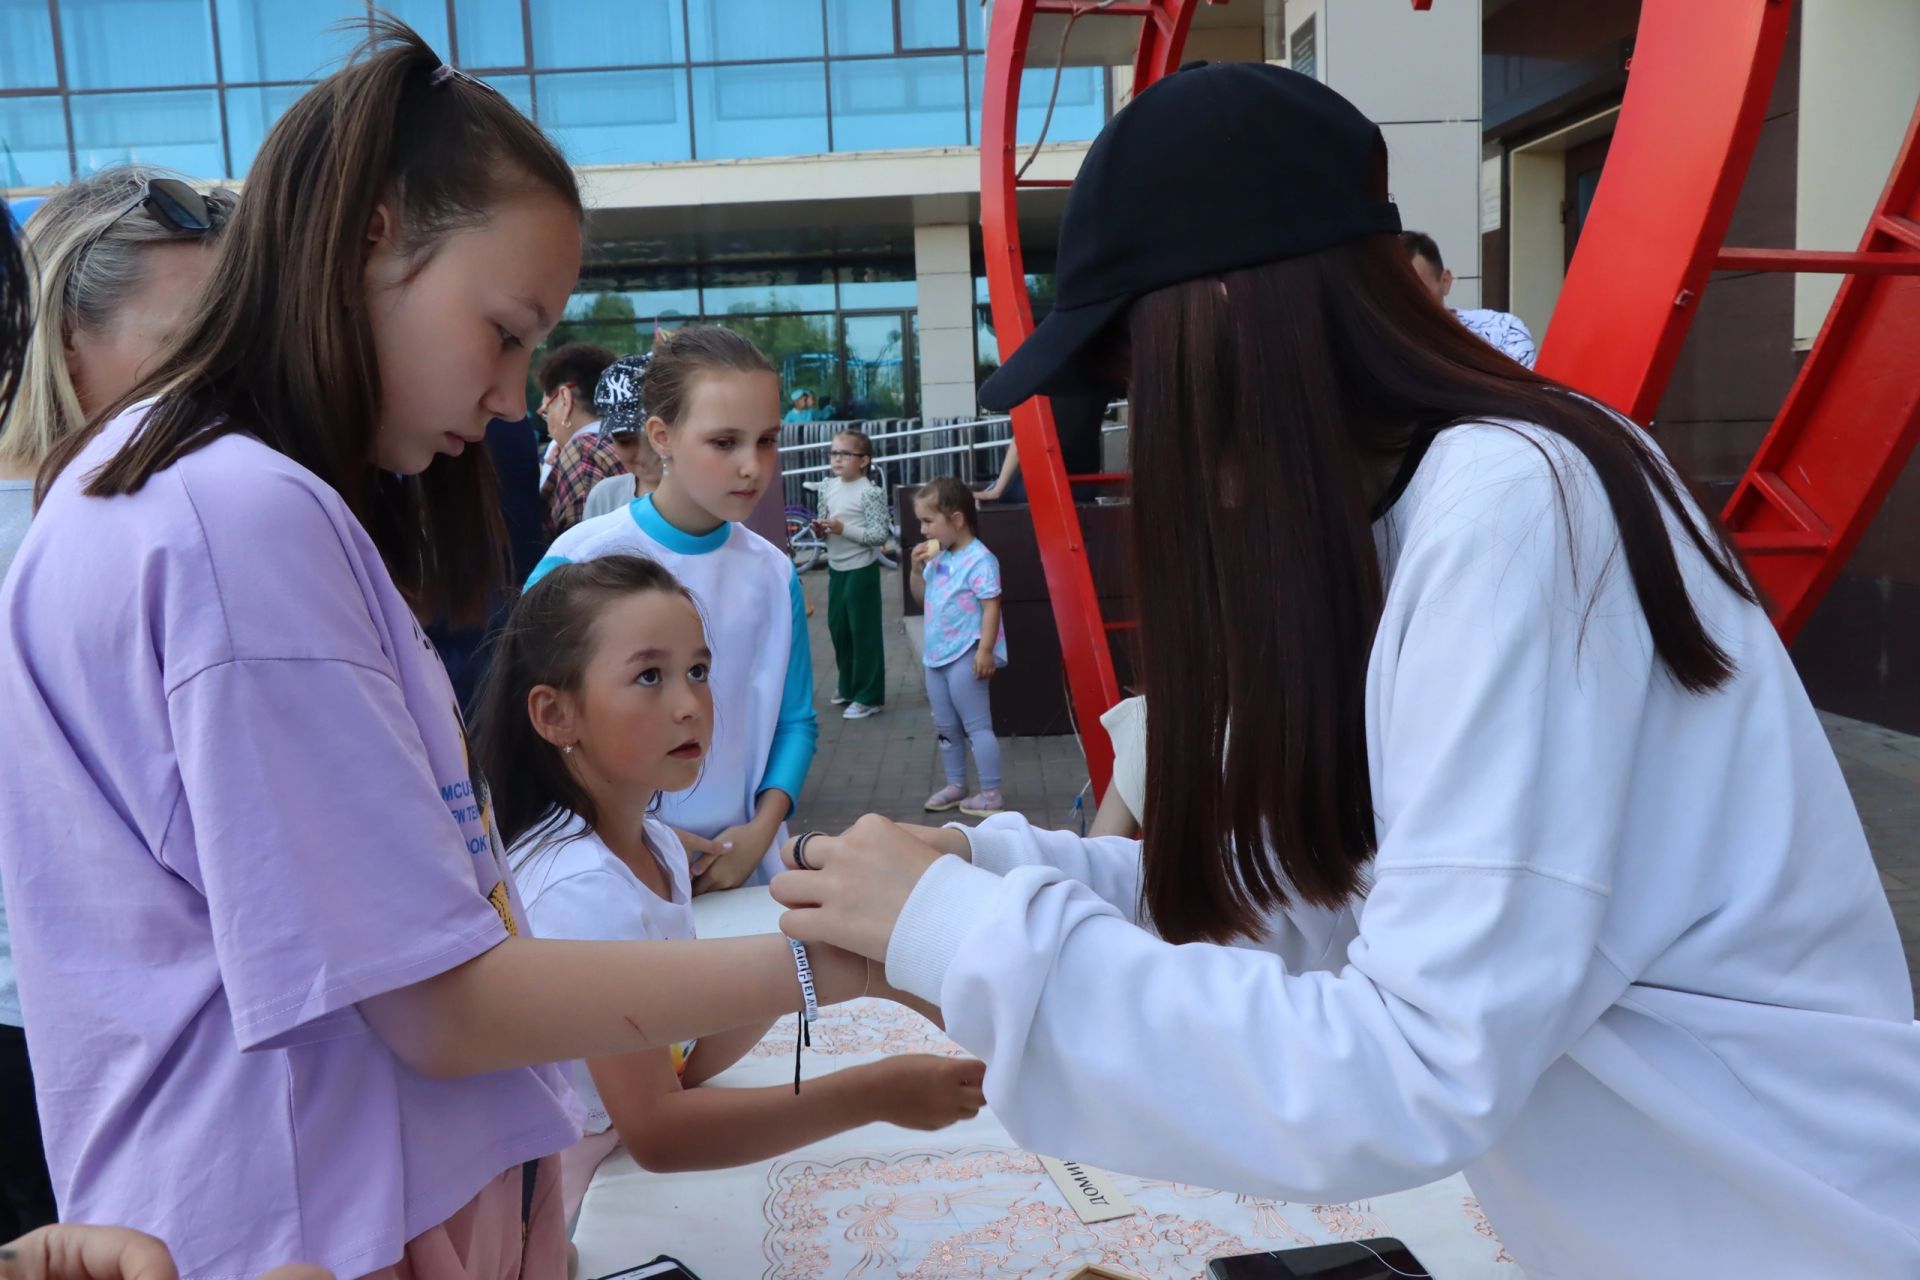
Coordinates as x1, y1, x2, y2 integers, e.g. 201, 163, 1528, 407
824, 0, 891, 57
687, 0, 825, 63
839, 313, 911, 418
455, 0, 526, 69
536, 69, 690, 165
224, 84, 308, 177
0, 2, 58, 90
530, 0, 682, 69
61, 0, 215, 90
968, 55, 1105, 145
70, 89, 224, 179
720, 312, 836, 408
830, 56, 966, 152
0, 95, 70, 186
692, 63, 828, 160
838, 263, 917, 309
214, 0, 361, 84
703, 265, 836, 314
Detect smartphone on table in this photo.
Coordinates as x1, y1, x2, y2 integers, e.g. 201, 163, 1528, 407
591, 1257, 703, 1280
1206, 1237, 1431, 1279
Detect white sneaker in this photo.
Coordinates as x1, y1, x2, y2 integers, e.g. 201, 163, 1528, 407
842, 702, 882, 720
829, 693, 849, 705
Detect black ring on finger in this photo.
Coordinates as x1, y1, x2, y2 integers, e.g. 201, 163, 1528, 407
793, 830, 826, 871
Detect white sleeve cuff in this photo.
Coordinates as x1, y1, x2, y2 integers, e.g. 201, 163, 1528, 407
944, 813, 1048, 877
885, 855, 1005, 1003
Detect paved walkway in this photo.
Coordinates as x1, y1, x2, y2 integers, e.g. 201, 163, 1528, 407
795, 570, 1920, 1011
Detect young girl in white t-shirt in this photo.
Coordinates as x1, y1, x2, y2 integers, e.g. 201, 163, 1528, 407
473, 554, 983, 1219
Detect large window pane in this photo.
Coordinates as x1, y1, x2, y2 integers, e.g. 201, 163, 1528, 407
71, 89, 223, 178
224, 83, 306, 177
703, 264, 835, 314
838, 263, 916, 309
692, 62, 827, 160
61, 0, 215, 89
455, 0, 526, 69
1, 0, 58, 90
965, 0, 983, 50
825, 0, 890, 56
715, 312, 836, 405
839, 312, 910, 418
0, 95, 70, 186
899, 0, 959, 51
831, 56, 965, 152
537, 69, 690, 165
687, 0, 823, 63
215, 0, 361, 84
570, 283, 701, 326
968, 55, 1103, 144
531, 0, 681, 69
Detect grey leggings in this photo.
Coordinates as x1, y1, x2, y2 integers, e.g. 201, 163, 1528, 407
925, 655, 1002, 790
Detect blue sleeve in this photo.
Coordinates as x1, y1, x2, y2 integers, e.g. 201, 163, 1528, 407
525, 554, 571, 589
968, 547, 1003, 599
758, 566, 818, 806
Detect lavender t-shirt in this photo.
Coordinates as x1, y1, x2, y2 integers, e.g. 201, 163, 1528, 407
0, 407, 579, 1279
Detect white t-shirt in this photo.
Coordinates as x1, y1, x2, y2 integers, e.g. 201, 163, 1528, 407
510, 813, 695, 1133
1097, 695, 1147, 824
888, 419, 1920, 1279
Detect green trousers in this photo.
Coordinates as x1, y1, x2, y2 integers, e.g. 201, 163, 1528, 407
827, 562, 886, 707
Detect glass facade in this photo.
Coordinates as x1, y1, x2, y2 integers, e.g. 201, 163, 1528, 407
554, 260, 922, 419
1, 0, 1106, 186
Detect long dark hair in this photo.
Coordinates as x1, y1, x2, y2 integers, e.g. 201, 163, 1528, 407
1131, 235, 1756, 945
471, 554, 701, 853
37, 18, 581, 627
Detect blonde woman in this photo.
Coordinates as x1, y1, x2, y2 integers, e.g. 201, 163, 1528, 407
0, 166, 228, 1241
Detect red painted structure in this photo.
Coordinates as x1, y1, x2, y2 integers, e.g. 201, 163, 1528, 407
981, 0, 1920, 792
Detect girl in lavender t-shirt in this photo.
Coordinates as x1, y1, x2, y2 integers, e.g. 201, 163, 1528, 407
0, 25, 886, 1280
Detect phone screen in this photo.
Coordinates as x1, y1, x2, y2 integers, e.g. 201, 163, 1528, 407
1207, 1237, 1430, 1279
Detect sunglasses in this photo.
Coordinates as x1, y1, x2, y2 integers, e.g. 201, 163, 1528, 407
118, 178, 234, 235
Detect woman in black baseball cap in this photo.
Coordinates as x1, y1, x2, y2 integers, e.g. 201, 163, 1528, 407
773, 62, 1920, 1279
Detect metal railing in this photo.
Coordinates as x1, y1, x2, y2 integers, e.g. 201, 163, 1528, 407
778, 414, 1016, 509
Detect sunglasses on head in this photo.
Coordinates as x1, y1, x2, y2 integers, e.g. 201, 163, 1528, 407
119, 178, 234, 234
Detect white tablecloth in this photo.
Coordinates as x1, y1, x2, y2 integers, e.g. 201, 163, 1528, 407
572, 888, 1520, 1280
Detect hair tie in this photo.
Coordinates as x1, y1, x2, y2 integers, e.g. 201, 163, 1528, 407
429, 63, 457, 86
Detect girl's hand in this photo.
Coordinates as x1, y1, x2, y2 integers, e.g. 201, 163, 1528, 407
860, 1055, 986, 1130
822, 518, 845, 535
696, 820, 774, 894
971, 646, 995, 680
911, 538, 940, 567
771, 815, 950, 961
676, 828, 723, 880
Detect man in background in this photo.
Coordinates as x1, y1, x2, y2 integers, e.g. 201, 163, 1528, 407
1401, 230, 1537, 369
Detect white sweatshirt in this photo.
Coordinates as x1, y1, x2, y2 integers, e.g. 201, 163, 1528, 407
887, 421, 1920, 1280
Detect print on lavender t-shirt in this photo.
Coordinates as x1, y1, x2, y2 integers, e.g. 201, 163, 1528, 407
0, 405, 579, 1280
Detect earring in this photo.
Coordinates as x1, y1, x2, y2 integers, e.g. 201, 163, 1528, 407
563, 744, 575, 755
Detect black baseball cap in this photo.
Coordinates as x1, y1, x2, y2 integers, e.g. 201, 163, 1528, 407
978, 61, 1400, 411
594, 352, 652, 435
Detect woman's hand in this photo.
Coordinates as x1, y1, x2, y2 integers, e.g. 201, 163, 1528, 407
972, 645, 995, 680
782, 821, 970, 870
772, 815, 952, 961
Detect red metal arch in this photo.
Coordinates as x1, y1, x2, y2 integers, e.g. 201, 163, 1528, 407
982, 0, 1920, 794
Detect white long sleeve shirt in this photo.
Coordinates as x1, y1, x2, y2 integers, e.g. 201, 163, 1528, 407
887, 420, 1920, 1280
